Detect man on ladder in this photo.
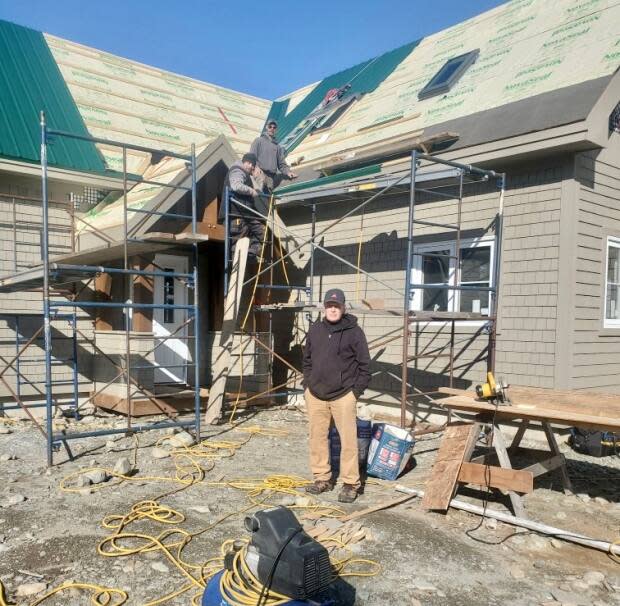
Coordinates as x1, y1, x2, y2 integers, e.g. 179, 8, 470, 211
220, 153, 265, 261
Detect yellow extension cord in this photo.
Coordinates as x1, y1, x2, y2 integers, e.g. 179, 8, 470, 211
1, 424, 379, 606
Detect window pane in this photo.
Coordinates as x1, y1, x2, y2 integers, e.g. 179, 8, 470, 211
461, 247, 490, 282
428, 59, 463, 87
423, 288, 448, 312
422, 250, 450, 284
608, 246, 620, 284
607, 285, 619, 320
460, 283, 489, 315
607, 245, 620, 320
421, 250, 450, 311
164, 269, 174, 324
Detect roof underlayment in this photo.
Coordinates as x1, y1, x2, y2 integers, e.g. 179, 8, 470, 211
44, 33, 271, 176
276, 0, 620, 169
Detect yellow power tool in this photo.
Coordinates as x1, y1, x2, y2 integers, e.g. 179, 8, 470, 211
475, 372, 510, 404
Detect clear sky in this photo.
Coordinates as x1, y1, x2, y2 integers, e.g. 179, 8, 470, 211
0, 0, 507, 100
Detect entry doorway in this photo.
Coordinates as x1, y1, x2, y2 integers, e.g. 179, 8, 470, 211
153, 254, 189, 384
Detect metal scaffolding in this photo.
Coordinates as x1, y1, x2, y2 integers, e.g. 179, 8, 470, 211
0, 112, 202, 465
220, 150, 505, 427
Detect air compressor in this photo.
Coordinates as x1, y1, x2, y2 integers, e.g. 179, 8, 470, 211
202, 506, 334, 606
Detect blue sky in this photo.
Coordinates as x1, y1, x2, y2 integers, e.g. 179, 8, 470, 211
0, 0, 506, 100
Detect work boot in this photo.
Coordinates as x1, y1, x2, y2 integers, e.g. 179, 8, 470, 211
338, 484, 359, 503
305, 480, 334, 495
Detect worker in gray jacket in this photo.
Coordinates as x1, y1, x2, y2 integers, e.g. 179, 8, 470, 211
219, 153, 265, 260
250, 119, 297, 193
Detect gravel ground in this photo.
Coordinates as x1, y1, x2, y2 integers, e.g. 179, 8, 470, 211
0, 407, 619, 606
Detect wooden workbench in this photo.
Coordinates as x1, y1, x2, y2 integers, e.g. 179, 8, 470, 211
430, 387, 620, 517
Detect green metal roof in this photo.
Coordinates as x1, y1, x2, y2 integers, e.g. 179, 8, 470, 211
266, 39, 420, 151
276, 163, 382, 195
0, 19, 106, 173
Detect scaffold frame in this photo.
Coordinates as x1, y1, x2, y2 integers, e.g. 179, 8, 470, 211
0, 112, 202, 465
219, 150, 506, 428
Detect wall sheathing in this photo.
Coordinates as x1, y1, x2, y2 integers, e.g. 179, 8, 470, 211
571, 134, 620, 392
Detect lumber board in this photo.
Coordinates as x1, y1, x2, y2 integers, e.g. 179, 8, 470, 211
458, 462, 533, 494
439, 386, 620, 417
204, 238, 249, 424
522, 454, 565, 478
437, 395, 620, 432
338, 494, 415, 522
421, 422, 479, 512
92, 390, 210, 417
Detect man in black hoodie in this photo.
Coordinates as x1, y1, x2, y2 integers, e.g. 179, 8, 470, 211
302, 288, 371, 503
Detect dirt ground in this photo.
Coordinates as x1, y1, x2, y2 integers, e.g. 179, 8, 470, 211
0, 406, 619, 606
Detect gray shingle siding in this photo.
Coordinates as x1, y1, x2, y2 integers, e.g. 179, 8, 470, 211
570, 135, 620, 392
278, 160, 568, 397
0, 175, 94, 402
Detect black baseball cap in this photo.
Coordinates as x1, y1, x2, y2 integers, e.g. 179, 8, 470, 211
266, 119, 278, 127
323, 288, 345, 306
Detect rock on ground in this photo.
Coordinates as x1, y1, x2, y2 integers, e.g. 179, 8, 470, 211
15, 582, 47, 597
113, 457, 132, 476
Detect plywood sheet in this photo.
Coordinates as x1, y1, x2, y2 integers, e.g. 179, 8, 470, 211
421, 422, 479, 511
438, 394, 620, 432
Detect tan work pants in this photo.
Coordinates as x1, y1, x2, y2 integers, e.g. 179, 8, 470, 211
305, 389, 360, 488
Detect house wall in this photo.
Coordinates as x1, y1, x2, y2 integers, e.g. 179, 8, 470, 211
496, 158, 570, 390
569, 133, 620, 392
277, 155, 573, 413
0, 173, 94, 407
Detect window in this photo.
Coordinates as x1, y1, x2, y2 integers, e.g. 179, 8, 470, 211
610, 101, 620, 135
163, 269, 175, 324
313, 95, 358, 132
418, 49, 480, 100
411, 238, 494, 317
605, 237, 620, 327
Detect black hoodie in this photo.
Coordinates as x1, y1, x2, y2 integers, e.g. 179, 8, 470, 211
302, 314, 371, 401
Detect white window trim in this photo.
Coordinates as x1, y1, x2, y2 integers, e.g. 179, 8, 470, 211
604, 236, 620, 328
410, 236, 495, 326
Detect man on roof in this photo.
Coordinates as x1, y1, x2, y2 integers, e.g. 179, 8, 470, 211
250, 119, 297, 195
219, 153, 265, 261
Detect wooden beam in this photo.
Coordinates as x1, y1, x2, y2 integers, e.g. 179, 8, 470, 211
458, 462, 533, 494
94, 272, 113, 331
421, 422, 479, 512
182, 222, 224, 241
522, 454, 565, 478
204, 237, 249, 424
132, 257, 153, 333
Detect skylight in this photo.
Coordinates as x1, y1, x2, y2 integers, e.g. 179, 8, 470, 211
418, 49, 480, 100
